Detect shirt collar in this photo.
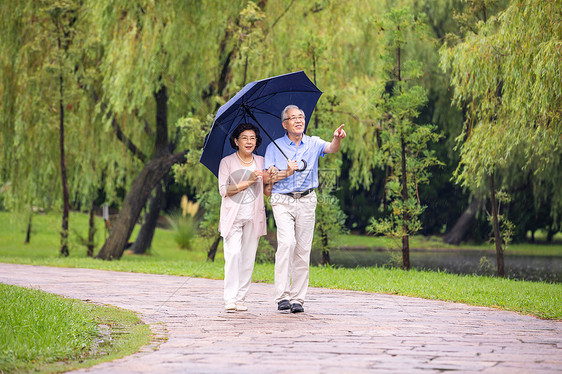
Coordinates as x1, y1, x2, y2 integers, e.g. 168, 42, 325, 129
283, 133, 308, 146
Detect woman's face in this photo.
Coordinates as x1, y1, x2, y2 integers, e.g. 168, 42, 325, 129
235, 129, 257, 154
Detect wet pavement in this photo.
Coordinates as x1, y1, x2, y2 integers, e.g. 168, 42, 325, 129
1, 263, 561, 373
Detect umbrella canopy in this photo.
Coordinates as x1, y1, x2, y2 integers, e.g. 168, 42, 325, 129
200, 71, 322, 177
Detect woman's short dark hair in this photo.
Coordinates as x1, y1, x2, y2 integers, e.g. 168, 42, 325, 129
229, 123, 262, 151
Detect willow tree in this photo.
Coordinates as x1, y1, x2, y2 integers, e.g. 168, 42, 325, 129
1, 1, 137, 256
0, 2, 60, 234
47, 2, 81, 256
0, 1, 86, 254
441, 0, 562, 275
91, 1, 247, 260
257, 1, 387, 196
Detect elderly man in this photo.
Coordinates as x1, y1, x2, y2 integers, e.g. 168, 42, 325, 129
264, 104, 346, 313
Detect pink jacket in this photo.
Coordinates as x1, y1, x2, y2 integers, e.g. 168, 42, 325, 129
218, 153, 267, 239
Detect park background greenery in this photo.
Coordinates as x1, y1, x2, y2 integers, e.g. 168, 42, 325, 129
1, 0, 561, 372
1, 0, 560, 259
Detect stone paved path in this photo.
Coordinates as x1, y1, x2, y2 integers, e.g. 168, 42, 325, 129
1, 263, 561, 373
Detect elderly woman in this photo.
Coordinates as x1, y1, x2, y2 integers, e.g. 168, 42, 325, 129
217, 123, 273, 312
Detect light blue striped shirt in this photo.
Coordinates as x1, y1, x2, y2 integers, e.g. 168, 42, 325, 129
264, 134, 329, 194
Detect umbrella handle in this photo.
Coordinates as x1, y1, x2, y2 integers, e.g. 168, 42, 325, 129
297, 159, 307, 172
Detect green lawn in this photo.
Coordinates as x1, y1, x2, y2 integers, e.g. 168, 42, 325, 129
339, 232, 562, 256
0, 283, 150, 373
0, 211, 561, 321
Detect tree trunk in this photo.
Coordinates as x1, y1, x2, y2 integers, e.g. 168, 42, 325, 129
264, 230, 277, 249
207, 234, 222, 262
400, 135, 410, 270
383, 165, 391, 211
154, 85, 169, 157
490, 173, 504, 277
58, 71, 70, 257
546, 227, 556, 243
321, 250, 331, 266
320, 230, 330, 265
312, 50, 319, 131
443, 198, 480, 245
96, 152, 187, 260
131, 182, 165, 255
396, 43, 410, 270
242, 55, 248, 86
96, 84, 184, 260
87, 202, 95, 257
24, 214, 32, 244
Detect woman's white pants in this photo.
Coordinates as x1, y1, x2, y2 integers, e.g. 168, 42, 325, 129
222, 219, 259, 305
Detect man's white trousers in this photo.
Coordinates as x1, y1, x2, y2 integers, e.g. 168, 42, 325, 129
271, 192, 317, 305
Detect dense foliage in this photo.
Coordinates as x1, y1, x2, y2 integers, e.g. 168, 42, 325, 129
1, 0, 560, 257
441, 0, 562, 239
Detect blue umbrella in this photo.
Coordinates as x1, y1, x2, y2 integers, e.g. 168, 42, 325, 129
200, 71, 323, 177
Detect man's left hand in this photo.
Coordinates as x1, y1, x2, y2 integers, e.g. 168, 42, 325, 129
334, 124, 346, 139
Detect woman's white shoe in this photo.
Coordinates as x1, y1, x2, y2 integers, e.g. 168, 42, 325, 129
235, 302, 248, 311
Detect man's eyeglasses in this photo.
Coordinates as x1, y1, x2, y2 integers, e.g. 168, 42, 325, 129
283, 115, 305, 122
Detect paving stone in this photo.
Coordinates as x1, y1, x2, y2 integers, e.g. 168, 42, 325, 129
0, 263, 561, 373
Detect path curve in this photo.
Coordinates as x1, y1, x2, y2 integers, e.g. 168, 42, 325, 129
1, 263, 561, 373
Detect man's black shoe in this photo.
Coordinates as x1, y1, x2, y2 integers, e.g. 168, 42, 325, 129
290, 303, 304, 313
278, 299, 291, 310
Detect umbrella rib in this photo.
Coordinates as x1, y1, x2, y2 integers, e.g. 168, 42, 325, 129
243, 90, 321, 119
219, 89, 320, 128
220, 77, 320, 124
249, 107, 280, 119
244, 90, 322, 108
240, 103, 291, 161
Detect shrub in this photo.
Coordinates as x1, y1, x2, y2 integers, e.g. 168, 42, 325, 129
166, 212, 198, 250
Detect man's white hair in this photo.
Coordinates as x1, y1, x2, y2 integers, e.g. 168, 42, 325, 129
281, 105, 305, 121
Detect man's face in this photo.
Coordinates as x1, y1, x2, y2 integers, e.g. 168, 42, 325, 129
282, 108, 306, 136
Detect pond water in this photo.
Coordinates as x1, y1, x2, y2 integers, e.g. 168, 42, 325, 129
310, 248, 562, 283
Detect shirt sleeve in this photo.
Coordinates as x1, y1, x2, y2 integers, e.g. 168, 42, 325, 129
218, 158, 230, 198
264, 143, 277, 170
314, 136, 330, 158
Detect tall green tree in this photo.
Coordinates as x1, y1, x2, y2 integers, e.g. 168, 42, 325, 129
0, 2, 59, 239
1, 1, 89, 254
367, 7, 442, 270
441, 0, 562, 274
92, 0, 249, 260
254, 0, 388, 232
47, 1, 79, 256
1, 1, 140, 256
